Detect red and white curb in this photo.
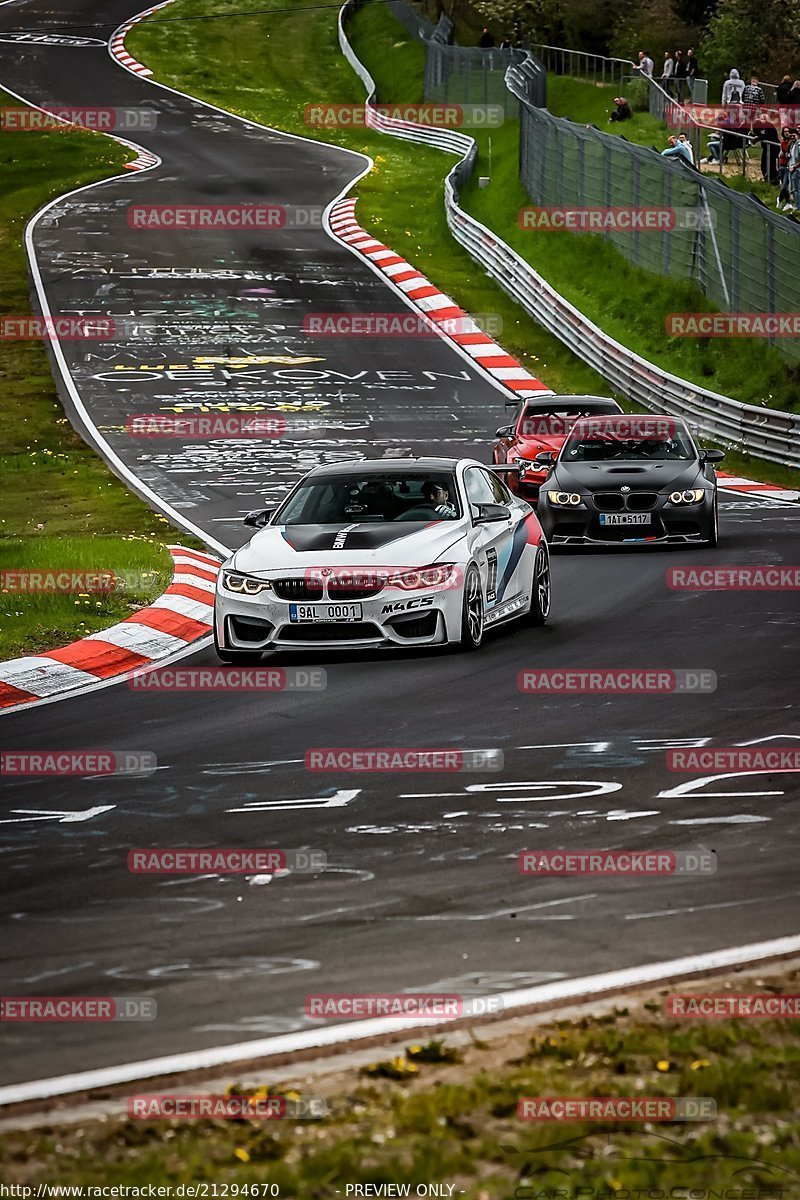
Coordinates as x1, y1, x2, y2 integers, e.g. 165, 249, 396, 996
328, 197, 554, 398
717, 472, 799, 502
109, 0, 174, 79
0, 547, 219, 713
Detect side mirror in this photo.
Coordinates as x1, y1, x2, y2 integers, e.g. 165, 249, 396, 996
473, 503, 511, 524
495, 425, 514, 438
701, 449, 725, 463
243, 508, 273, 528
534, 450, 557, 467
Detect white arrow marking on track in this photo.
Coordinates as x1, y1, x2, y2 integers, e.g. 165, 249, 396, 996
0, 806, 115, 825
227, 789, 360, 813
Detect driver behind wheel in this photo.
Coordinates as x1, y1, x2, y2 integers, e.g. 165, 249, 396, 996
421, 480, 457, 518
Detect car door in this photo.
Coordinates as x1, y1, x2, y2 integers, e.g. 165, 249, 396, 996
463, 467, 521, 611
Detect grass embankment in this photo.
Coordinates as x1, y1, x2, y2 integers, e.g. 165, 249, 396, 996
0, 101, 181, 658
130, 0, 798, 490
2, 967, 799, 1193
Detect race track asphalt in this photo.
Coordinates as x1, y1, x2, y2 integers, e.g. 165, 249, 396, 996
0, 0, 798, 1090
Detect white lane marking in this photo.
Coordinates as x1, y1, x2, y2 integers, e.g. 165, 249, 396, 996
411, 894, 597, 921
626, 891, 800, 921
658, 771, 792, 799
0, 806, 115, 826
227, 789, 361, 813
670, 814, 770, 825
4, 934, 800, 1106
606, 809, 661, 821
22, 962, 95, 984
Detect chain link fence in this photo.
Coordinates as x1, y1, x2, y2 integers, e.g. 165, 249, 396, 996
508, 67, 800, 366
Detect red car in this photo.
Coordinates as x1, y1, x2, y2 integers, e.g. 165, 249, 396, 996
492, 395, 623, 500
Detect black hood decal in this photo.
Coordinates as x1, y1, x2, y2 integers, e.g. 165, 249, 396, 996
279, 522, 441, 552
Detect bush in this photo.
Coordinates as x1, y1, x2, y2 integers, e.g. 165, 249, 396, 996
625, 78, 650, 111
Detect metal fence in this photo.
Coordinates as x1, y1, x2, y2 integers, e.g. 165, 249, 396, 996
507, 70, 800, 366
338, 1, 800, 465
385, 0, 546, 115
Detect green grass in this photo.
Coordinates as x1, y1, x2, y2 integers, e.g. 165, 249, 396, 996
3, 986, 800, 1195
0, 98, 192, 657
129, 0, 800, 496
547, 76, 668, 147
0, 537, 172, 658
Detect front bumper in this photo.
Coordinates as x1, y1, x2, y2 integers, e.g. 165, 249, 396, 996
538, 497, 714, 545
214, 582, 463, 652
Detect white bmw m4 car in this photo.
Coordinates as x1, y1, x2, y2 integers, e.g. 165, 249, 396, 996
214, 458, 551, 659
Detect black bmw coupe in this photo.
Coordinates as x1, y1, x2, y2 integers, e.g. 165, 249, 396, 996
536, 413, 724, 547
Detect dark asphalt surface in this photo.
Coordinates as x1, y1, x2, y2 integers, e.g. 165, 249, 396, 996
0, 0, 799, 1090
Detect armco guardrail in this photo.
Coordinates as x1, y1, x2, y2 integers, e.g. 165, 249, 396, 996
338, 1, 800, 469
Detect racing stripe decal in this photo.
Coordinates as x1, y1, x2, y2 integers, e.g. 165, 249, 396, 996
495, 520, 530, 604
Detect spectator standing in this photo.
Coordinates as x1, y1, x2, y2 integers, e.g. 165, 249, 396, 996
661, 51, 675, 94
788, 129, 800, 211
674, 50, 688, 101
722, 69, 744, 105
777, 76, 793, 104
777, 127, 796, 209
742, 75, 766, 133
637, 50, 654, 77
478, 27, 495, 48
686, 48, 699, 98
499, 35, 513, 50
608, 96, 632, 122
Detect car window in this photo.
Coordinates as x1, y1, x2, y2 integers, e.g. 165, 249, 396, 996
483, 469, 512, 503
464, 467, 498, 508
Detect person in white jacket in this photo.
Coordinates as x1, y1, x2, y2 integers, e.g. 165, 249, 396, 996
722, 69, 744, 105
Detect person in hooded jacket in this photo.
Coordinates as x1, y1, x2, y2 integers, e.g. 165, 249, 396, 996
722, 69, 744, 105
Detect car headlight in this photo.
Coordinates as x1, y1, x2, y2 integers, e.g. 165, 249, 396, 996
221, 571, 272, 595
389, 563, 458, 590
667, 489, 706, 505
547, 491, 583, 506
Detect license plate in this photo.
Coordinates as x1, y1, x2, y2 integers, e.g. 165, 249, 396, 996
289, 603, 363, 623
599, 513, 650, 526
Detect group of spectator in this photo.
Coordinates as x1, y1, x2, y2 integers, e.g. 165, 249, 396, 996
636, 49, 701, 99
693, 68, 800, 212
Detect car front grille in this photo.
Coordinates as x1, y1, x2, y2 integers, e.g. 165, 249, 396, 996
272, 578, 324, 601
327, 575, 386, 600
594, 492, 658, 512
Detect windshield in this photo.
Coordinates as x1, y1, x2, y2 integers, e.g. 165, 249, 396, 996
275, 471, 462, 525
519, 404, 618, 438
561, 416, 695, 462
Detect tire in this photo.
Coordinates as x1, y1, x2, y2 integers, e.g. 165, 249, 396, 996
706, 496, 719, 547
214, 627, 266, 665
525, 545, 551, 626
458, 564, 484, 651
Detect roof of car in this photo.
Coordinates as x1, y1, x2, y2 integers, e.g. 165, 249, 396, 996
305, 458, 479, 476
519, 395, 620, 410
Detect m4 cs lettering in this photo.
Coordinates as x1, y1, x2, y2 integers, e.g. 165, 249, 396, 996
381, 597, 435, 613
